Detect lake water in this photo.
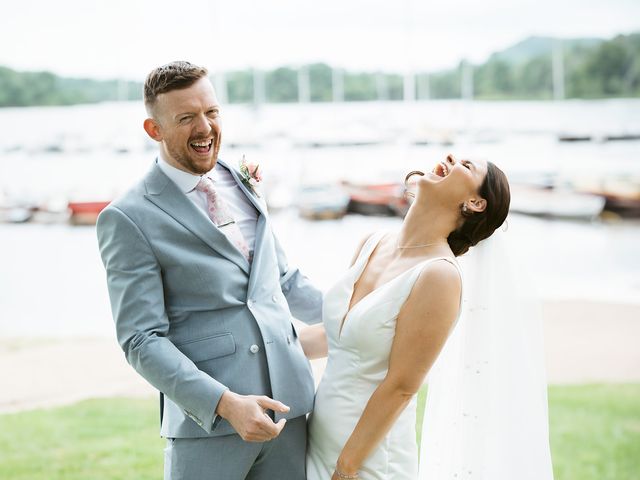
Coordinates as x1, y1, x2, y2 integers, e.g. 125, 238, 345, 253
0, 99, 638, 337
1, 98, 640, 199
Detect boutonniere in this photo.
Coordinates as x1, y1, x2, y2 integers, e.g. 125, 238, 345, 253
239, 155, 263, 197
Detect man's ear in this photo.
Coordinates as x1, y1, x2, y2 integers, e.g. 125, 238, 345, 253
143, 118, 163, 142
468, 197, 487, 213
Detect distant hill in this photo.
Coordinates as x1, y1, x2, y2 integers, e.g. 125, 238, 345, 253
0, 31, 638, 107
490, 36, 604, 65
426, 32, 640, 100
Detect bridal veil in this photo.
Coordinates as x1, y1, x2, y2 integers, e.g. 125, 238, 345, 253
418, 226, 554, 479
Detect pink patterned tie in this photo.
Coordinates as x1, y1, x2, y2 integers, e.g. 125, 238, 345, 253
196, 176, 251, 261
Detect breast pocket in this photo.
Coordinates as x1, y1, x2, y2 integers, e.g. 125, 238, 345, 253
176, 333, 236, 363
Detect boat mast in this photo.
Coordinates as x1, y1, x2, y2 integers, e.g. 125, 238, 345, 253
403, 0, 416, 103
332, 67, 344, 102
552, 38, 565, 101
298, 65, 310, 103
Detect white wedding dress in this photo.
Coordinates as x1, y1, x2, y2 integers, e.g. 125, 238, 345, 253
306, 231, 462, 480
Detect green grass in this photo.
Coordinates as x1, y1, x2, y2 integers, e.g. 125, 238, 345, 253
548, 385, 640, 480
0, 398, 164, 480
0, 385, 639, 480
416, 384, 640, 480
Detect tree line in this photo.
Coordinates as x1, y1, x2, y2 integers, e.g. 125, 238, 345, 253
0, 32, 638, 108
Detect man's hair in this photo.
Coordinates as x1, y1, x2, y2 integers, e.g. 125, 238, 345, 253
144, 61, 209, 113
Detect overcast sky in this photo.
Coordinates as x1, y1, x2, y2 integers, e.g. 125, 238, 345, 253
2, 0, 639, 80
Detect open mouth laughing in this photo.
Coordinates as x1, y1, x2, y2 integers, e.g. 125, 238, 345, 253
432, 161, 450, 178
190, 138, 213, 155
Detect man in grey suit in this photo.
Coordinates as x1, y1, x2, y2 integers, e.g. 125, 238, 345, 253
97, 61, 323, 479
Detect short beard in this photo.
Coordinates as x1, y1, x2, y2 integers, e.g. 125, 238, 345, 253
166, 143, 216, 175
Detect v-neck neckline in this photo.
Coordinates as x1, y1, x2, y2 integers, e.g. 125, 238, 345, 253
338, 264, 427, 339
340, 234, 386, 331
337, 232, 458, 339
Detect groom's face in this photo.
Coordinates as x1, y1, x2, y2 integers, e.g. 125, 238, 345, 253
151, 77, 222, 175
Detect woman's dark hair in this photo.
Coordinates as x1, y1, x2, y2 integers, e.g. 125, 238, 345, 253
447, 162, 510, 256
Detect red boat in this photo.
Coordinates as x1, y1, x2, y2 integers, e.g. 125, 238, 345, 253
341, 181, 409, 217
67, 201, 111, 225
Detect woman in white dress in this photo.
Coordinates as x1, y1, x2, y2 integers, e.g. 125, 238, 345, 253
299, 153, 511, 480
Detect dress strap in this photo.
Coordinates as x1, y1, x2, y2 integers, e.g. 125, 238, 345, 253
429, 256, 462, 280
353, 230, 388, 267
418, 256, 461, 275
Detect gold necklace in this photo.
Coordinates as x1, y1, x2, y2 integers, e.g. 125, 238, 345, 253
396, 240, 447, 250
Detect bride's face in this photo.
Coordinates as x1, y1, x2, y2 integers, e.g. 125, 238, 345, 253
415, 154, 489, 211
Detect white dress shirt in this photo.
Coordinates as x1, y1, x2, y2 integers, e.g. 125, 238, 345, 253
157, 156, 259, 255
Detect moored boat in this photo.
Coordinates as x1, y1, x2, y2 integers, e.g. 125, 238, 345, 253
342, 181, 408, 217
1, 207, 33, 223
572, 177, 640, 218
296, 184, 350, 220
68, 201, 111, 225
509, 185, 605, 220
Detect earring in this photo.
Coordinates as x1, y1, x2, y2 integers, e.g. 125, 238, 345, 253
462, 204, 469, 214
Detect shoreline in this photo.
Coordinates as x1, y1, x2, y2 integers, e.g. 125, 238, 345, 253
1, 298, 638, 414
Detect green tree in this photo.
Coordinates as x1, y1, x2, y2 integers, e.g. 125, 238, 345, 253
343, 72, 377, 101
475, 60, 515, 98
585, 36, 634, 95
386, 74, 404, 100
516, 57, 553, 99
1, 32, 639, 107
308, 63, 332, 102
429, 70, 461, 99
226, 70, 253, 103
266, 67, 297, 102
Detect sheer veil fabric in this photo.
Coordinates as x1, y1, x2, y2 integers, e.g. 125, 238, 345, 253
418, 228, 554, 479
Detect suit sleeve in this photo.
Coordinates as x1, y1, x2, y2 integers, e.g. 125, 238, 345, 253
96, 205, 226, 434
273, 232, 323, 325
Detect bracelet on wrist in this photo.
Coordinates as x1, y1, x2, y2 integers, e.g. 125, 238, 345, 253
335, 466, 359, 479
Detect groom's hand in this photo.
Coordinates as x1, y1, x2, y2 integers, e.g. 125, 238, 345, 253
216, 391, 290, 442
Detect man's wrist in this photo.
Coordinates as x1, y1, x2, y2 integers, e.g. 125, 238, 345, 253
215, 389, 237, 419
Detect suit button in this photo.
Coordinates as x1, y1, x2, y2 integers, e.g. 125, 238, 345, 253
272, 295, 278, 303
250, 344, 260, 354
287, 335, 292, 345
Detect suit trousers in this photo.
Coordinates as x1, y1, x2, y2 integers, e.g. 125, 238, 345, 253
164, 415, 307, 480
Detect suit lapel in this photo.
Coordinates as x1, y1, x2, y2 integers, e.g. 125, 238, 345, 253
217, 159, 270, 295
247, 214, 268, 296
143, 163, 250, 274
217, 158, 266, 216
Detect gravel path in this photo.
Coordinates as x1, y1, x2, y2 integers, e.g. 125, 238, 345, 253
1, 299, 638, 414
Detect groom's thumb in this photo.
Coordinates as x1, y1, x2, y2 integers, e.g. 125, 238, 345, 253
257, 396, 290, 413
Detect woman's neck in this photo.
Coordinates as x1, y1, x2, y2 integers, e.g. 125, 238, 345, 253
397, 199, 457, 252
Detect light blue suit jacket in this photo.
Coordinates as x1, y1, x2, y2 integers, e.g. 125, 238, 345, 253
97, 159, 323, 438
